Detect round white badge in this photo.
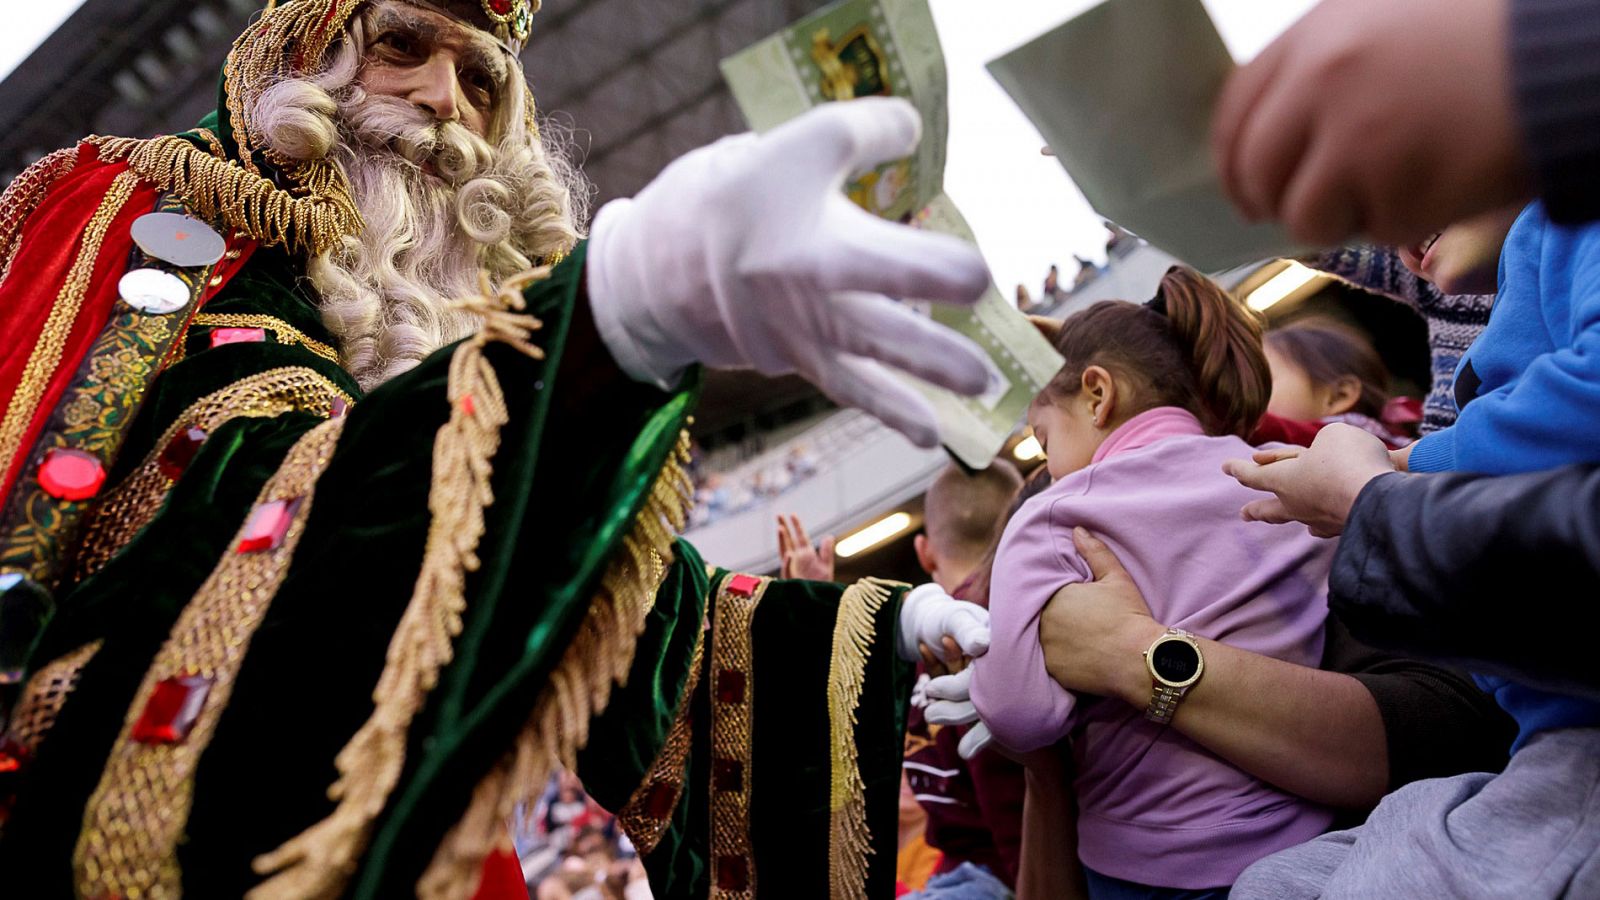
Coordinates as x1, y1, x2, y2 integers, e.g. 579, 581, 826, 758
130, 212, 226, 268
119, 268, 191, 315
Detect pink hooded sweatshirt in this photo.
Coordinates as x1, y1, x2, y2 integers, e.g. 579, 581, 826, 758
970, 407, 1336, 889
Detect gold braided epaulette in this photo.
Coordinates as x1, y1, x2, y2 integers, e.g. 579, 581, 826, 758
86, 135, 362, 256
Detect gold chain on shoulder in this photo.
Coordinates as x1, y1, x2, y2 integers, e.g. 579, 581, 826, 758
827, 577, 899, 900
190, 127, 229, 161
86, 135, 361, 256
72, 367, 354, 581
192, 313, 341, 363
74, 416, 347, 900
0, 171, 139, 488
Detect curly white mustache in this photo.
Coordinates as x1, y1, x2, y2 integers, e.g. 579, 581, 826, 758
338, 91, 495, 187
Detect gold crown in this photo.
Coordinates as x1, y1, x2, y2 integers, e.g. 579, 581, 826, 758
477, 0, 534, 49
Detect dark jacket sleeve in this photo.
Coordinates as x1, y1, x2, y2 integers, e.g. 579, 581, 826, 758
1331, 466, 1600, 699
1322, 616, 1514, 793
1512, 0, 1600, 223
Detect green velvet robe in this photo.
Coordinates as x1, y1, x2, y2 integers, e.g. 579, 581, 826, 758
0, 220, 914, 900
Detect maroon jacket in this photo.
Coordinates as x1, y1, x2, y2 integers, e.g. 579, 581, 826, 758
902, 573, 1026, 887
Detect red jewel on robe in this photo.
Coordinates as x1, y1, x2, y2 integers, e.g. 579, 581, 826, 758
235, 497, 302, 553
157, 427, 208, 481
644, 782, 678, 818
209, 327, 266, 348
38, 448, 106, 501
330, 396, 350, 419
727, 574, 760, 597
715, 669, 746, 705
713, 758, 744, 792
131, 674, 213, 744
716, 856, 749, 892
487, 0, 513, 14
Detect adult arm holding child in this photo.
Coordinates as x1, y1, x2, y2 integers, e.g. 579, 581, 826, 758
1028, 521, 1510, 808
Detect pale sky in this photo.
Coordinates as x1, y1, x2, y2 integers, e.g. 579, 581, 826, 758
1, 0, 1320, 292
0, 4, 88, 82
931, 0, 1320, 295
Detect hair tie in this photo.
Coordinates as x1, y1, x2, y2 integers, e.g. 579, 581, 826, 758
1144, 288, 1168, 317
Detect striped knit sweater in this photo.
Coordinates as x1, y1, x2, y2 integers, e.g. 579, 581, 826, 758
1307, 246, 1495, 435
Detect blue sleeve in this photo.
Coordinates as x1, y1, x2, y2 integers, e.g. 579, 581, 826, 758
1408, 221, 1600, 474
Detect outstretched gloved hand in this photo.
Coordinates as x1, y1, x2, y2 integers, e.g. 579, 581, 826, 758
896, 582, 990, 663
585, 97, 991, 447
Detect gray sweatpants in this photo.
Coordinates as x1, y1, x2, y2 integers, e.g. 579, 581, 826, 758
1232, 728, 1600, 899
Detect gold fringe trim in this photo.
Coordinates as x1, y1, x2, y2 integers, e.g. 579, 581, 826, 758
827, 578, 898, 900
417, 430, 694, 900
0, 170, 138, 491
248, 269, 552, 900
223, 0, 365, 179
86, 135, 361, 256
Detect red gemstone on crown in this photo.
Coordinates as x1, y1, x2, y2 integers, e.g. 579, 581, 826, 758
235, 497, 302, 553
210, 327, 266, 348
157, 427, 208, 481
488, 0, 513, 14
131, 674, 212, 744
727, 574, 760, 597
38, 449, 105, 501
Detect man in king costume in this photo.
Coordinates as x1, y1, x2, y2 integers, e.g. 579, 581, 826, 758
0, 1, 997, 897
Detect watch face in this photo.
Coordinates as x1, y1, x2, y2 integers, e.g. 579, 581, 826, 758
1151, 638, 1201, 685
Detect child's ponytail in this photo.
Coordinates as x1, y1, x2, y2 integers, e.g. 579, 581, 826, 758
1042, 266, 1270, 438
1157, 266, 1271, 438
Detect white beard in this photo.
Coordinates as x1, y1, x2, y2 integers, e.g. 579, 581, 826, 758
249, 18, 589, 392
306, 93, 500, 391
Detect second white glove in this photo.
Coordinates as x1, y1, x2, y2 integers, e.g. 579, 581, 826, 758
924, 668, 996, 760
897, 582, 990, 663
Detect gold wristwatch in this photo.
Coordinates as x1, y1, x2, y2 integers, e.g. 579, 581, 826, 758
1143, 628, 1204, 725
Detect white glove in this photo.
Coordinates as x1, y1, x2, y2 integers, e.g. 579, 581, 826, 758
897, 582, 990, 663
586, 97, 991, 448
924, 668, 995, 760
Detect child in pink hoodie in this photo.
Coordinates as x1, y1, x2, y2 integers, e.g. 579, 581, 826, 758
969, 267, 1336, 898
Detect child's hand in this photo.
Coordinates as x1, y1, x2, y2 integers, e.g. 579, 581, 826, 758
1389, 443, 1414, 472
776, 514, 835, 581
1223, 424, 1396, 538
897, 584, 990, 663
918, 634, 967, 677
